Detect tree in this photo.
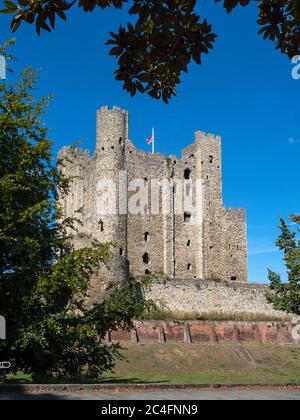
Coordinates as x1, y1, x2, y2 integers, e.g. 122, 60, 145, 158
267, 215, 300, 315
1, 0, 299, 103
0, 43, 150, 381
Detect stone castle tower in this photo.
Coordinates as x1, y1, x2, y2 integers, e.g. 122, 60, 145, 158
59, 106, 248, 288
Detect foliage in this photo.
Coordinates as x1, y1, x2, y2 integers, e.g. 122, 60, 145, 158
267, 215, 300, 315
1, 0, 299, 103
0, 43, 150, 380
142, 309, 292, 322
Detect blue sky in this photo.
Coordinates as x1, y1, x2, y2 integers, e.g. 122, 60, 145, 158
1, 1, 299, 283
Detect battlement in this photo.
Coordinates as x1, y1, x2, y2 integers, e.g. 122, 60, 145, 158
57, 146, 90, 160
100, 105, 128, 114
195, 130, 222, 143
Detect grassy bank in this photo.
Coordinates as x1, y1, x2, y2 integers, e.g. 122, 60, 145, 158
5, 343, 300, 386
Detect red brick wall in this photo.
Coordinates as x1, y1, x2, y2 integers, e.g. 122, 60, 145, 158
107, 321, 300, 345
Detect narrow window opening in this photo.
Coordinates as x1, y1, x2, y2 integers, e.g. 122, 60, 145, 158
187, 239, 191, 247
231, 276, 237, 281
209, 155, 213, 164
184, 168, 191, 180
119, 248, 124, 256
184, 212, 192, 223
101, 147, 105, 151
99, 220, 104, 232
187, 264, 192, 271
143, 253, 150, 264
186, 183, 191, 196
144, 232, 150, 242
145, 269, 151, 275
119, 137, 122, 145
111, 146, 114, 150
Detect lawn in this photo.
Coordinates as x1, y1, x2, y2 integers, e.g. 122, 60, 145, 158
4, 343, 300, 386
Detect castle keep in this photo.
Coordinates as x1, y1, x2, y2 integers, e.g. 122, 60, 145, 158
59, 106, 248, 287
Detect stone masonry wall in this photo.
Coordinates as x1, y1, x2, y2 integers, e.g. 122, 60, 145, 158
143, 278, 286, 317
59, 106, 248, 306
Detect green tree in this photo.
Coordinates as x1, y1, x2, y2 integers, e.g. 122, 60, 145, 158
267, 215, 300, 315
1, 0, 299, 103
0, 43, 149, 381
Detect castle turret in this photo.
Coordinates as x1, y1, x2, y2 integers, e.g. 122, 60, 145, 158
94, 106, 129, 283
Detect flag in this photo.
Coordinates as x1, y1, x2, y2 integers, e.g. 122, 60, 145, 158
146, 128, 155, 154
146, 133, 154, 144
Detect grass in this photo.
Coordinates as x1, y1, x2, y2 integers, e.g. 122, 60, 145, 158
141, 310, 292, 322
4, 343, 300, 386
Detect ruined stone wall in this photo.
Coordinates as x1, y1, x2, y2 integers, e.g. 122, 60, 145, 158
143, 278, 285, 317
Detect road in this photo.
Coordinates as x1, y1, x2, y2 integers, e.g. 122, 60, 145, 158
0, 389, 300, 400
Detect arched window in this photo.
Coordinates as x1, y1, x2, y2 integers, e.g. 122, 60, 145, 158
144, 232, 150, 242
184, 168, 191, 180
187, 264, 192, 271
187, 239, 191, 247
143, 253, 150, 264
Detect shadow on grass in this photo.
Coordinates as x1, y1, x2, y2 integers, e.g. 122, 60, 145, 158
2, 375, 169, 385
0, 385, 69, 400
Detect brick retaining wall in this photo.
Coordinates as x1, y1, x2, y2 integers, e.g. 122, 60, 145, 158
108, 321, 300, 345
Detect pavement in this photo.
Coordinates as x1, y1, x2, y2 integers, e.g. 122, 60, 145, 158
1, 389, 300, 400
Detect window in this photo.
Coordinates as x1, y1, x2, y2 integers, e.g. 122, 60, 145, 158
187, 239, 191, 247
184, 168, 191, 180
99, 220, 104, 232
111, 146, 114, 150
187, 264, 192, 271
184, 212, 192, 223
145, 269, 151, 275
209, 155, 213, 164
144, 232, 150, 242
119, 248, 124, 256
231, 276, 237, 281
119, 137, 122, 145
143, 253, 150, 264
186, 183, 191, 196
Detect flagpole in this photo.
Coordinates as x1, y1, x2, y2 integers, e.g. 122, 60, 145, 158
152, 127, 155, 154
